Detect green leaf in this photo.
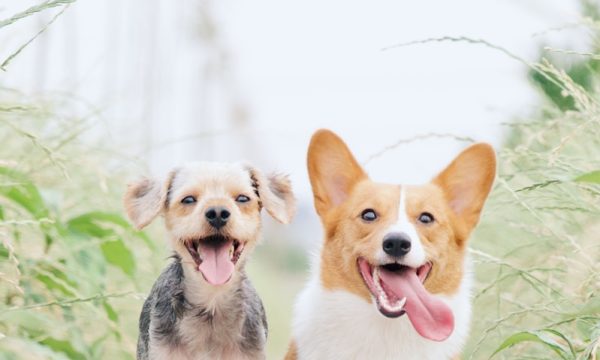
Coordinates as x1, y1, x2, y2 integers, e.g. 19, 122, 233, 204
541, 329, 576, 358
67, 211, 156, 250
491, 330, 574, 359
69, 211, 131, 229
574, 170, 600, 184
34, 263, 77, 297
102, 300, 119, 323
68, 219, 115, 238
39, 337, 86, 360
68, 211, 139, 277
100, 239, 135, 277
0, 166, 49, 219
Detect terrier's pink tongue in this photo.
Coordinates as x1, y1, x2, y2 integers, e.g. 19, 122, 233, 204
197, 240, 234, 285
379, 268, 455, 341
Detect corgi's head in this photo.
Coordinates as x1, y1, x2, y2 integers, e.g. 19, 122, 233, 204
308, 129, 496, 342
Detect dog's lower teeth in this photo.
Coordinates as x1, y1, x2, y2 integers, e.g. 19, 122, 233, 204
396, 297, 406, 310
373, 267, 385, 298
373, 266, 406, 312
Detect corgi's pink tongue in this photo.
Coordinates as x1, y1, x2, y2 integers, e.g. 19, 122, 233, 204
379, 267, 454, 341
198, 240, 234, 285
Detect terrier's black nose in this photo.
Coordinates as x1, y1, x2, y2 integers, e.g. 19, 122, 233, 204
382, 232, 411, 257
205, 207, 231, 229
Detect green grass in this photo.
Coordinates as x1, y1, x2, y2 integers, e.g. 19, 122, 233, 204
248, 243, 308, 358
462, 20, 600, 358
0, 91, 157, 359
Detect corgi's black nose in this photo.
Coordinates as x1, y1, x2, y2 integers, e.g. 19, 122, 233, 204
382, 233, 411, 257
205, 207, 230, 229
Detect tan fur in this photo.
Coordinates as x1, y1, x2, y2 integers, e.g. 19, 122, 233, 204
123, 163, 296, 273
433, 143, 497, 236
306, 129, 367, 217
286, 129, 496, 359
247, 167, 296, 224
124, 162, 296, 359
124, 170, 178, 230
284, 341, 298, 360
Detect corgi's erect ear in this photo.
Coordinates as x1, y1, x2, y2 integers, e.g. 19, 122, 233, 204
248, 167, 297, 224
307, 129, 367, 217
123, 170, 178, 230
433, 143, 496, 233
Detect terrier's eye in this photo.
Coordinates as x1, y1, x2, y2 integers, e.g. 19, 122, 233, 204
361, 209, 377, 222
181, 196, 196, 204
418, 212, 434, 224
236, 194, 250, 203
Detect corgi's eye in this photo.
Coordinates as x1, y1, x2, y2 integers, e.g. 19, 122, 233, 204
361, 209, 377, 222
181, 196, 196, 204
418, 212, 434, 224
236, 194, 250, 203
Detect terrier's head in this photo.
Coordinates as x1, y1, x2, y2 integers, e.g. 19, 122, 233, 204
124, 162, 296, 286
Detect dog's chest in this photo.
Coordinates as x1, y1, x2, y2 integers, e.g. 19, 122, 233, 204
179, 313, 243, 357
149, 309, 262, 360
292, 277, 472, 360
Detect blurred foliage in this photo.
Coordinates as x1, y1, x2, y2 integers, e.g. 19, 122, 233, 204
0, 90, 164, 359
0, 2, 155, 357
465, 11, 600, 360
528, 0, 600, 112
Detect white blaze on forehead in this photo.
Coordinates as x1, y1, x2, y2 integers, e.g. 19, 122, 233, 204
378, 187, 426, 267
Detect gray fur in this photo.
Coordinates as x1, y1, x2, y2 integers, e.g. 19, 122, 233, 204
137, 255, 267, 360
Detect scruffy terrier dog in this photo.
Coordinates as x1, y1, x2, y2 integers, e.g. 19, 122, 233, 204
124, 162, 296, 360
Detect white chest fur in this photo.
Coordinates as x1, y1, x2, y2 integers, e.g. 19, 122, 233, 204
291, 265, 472, 360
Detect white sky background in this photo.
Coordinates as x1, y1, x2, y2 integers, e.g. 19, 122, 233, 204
0, 0, 584, 245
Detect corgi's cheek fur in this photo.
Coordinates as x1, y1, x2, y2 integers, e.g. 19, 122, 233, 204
320, 225, 375, 304
320, 181, 468, 303
406, 184, 467, 296
320, 182, 401, 303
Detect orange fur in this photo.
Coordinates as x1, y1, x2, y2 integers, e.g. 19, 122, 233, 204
286, 129, 496, 359
307, 130, 496, 298
284, 341, 298, 360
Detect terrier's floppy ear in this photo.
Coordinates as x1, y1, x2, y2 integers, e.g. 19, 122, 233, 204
248, 167, 296, 224
307, 129, 367, 217
123, 170, 178, 230
433, 143, 496, 234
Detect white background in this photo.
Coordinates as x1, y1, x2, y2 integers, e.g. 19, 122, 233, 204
0, 0, 584, 244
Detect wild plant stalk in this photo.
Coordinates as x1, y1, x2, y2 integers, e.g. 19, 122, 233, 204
0, 93, 162, 359
0, 0, 75, 71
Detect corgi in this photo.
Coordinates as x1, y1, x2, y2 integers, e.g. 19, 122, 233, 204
285, 129, 496, 360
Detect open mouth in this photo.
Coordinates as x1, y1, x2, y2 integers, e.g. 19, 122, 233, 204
184, 235, 245, 286
357, 257, 454, 342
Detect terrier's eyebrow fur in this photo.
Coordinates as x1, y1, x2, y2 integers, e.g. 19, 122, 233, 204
164, 168, 180, 207
249, 171, 263, 211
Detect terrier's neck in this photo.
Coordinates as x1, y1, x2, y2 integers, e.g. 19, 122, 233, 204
180, 256, 245, 313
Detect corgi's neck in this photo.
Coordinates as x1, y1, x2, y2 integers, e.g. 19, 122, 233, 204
292, 258, 473, 360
